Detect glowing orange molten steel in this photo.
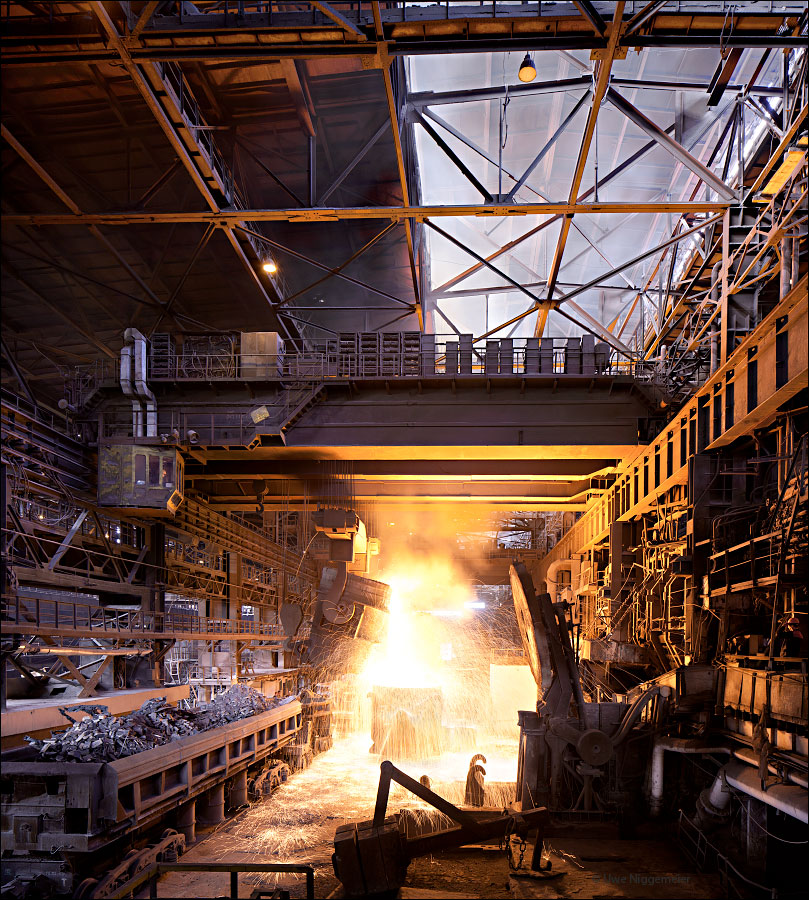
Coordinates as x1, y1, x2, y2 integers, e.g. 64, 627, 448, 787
360, 562, 475, 691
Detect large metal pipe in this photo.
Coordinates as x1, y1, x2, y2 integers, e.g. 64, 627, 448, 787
650, 738, 809, 819
545, 558, 578, 600
725, 759, 808, 823
732, 746, 809, 790
119, 340, 143, 437
611, 685, 671, 745
694, 765, 733, 830
125, 327, 157, 437
649, 737, 732, 816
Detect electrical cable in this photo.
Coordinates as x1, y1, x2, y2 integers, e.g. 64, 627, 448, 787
736, 797, 809, 843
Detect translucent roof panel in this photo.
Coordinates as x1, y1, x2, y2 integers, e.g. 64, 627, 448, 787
408, 46, 786, 349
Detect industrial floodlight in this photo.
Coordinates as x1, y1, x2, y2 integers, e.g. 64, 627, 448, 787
518, 53, 537, 83
262, 259, 278, 274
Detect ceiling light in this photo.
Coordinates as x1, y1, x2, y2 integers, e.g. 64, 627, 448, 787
262, 260, 277, 274
518, 53, 537, 83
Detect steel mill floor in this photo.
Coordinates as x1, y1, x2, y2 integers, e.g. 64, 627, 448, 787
147, 735, 721, 900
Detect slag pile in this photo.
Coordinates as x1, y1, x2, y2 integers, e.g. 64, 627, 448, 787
25, 685, 293, 763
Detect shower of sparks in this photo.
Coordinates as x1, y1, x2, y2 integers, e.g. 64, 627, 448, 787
204, 554, 530, 896
216, 733, 519, 862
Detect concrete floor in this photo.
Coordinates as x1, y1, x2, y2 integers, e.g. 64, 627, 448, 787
149, 735, 721, 899
507, 837, 723, 899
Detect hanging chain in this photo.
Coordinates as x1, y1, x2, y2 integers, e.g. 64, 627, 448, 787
502, 830, 527, 870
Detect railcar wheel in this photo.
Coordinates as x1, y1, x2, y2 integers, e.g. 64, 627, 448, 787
75, 878, 98, 899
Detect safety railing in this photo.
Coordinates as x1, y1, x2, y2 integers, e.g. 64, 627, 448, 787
135, 346, 652, 382
677, 811, 778, 900
107, 861, 314, 900
1, 594, 285, 639
707, 530, 785, 595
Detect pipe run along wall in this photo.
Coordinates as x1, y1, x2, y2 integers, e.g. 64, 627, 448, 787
649, 736, 808, 823
545, 558, 580, 600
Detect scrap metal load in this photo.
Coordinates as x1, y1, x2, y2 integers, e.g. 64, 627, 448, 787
24, 686, 292, 763
1, 693, 303, 898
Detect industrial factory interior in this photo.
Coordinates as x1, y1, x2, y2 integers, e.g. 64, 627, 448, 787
1, 2, 807, 899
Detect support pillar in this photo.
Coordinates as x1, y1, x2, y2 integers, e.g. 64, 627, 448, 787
144, 523, 166, 616
745, 798, 768, 881
228, 551, 243, 684
1, 462, 9, 712
227, 551, 243, 620
720, 209, 730, 365
230, 769, 248, 810
687, 454, 716, 662
516, 711, 548, 810
197, 784, 225, 825
780, 236, 793, 301
177, 800, 196, 845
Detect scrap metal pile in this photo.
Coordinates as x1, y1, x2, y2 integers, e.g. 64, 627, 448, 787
24, 686, 293, 763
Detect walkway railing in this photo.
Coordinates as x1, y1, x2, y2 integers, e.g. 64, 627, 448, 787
1, 594, 285, 641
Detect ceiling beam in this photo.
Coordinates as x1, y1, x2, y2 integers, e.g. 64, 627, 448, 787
235, 225, 415, 310
279, 59, 317, 138
536, 1, 626, 337
2, 261, 116, 359
423, 111, 674, 295
504, 90, 591, 202
3, 200, 730, 228
0, 123, 184, 331
623, 0, 669, 38
0, 336, 39, 409
128, 1, 160, 41
282, 221, 399, 306
3, 5, 804, 66
310, 2, 367, 40
413, 110, 493, 202
92, 5, 300, 345
408, 76, 591, 109
319, 119, 389, 205
604, 86, 736, 200
475, 213, 723, 344
380, 33, 422, 329
149, 224, 216, 334
573, 1, 607, 35
425, 220, 635, 357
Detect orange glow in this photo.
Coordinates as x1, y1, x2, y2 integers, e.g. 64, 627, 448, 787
360, 560, 476, 690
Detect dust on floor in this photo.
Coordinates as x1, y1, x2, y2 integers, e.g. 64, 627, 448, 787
151, 734, 720, 899
153, 733, 516, 898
